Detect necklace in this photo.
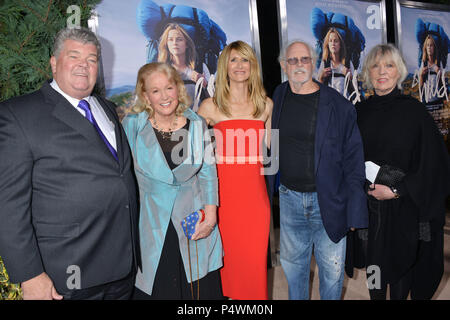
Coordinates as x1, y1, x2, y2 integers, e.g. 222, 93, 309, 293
151, 115, 178, 140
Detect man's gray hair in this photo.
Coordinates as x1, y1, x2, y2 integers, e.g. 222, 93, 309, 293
52, 27, 101, 58
278, 39, 317, 66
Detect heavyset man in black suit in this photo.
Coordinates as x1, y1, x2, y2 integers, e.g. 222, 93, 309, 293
0, 28, 140, 300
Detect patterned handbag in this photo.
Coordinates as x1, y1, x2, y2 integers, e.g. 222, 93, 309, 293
181, 209, 205, 240
181, 209, 205, 299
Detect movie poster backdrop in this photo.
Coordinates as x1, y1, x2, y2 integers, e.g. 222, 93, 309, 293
277, 0, 387, 104
394, 0, 450, 147
92, 0, 260, 114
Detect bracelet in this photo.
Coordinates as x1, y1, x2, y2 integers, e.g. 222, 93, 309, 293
390, 186, 400, 199
199, 209, 205, 223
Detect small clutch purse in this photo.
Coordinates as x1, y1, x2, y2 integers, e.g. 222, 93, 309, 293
374, 164, 406, 187
181, 209, 205, 300
181, 209, 205, 240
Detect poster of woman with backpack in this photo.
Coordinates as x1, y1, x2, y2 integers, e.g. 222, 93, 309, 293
156, 22, 211, 111
278, 0, 387, 104
94, 0, 259, 115
317, 27, 355, 97
395, 0, 449, 147
418, 33, 447, 105
136, 0, 230, 111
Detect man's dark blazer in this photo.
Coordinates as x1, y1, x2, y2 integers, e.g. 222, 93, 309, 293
0, 81, 140, 294
267, 81, 368, 243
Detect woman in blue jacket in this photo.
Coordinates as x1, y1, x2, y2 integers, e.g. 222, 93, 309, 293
123, 62, 223, 299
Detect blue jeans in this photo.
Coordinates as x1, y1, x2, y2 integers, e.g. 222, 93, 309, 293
279, 184, 346, 300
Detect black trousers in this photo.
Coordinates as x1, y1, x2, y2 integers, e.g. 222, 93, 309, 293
62, 270, 135, 300
368, 268, 413, 300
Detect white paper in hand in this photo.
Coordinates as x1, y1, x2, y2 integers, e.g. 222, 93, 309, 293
365, 161, 380, 183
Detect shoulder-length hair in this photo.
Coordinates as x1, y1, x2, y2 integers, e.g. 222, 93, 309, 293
361, 43, 408, 90
131, 62, 191, 117
322, 28, 346, 65
158, 23, 196, 70
213, 40, 266, 118
422, 35, 438, 66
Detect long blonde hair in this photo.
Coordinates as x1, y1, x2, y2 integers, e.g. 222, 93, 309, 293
158, 23, 196, 70
322, 28, 346, 65
131, 62, 191, 117
422, 35, 438, 66
213, 41, 266, 118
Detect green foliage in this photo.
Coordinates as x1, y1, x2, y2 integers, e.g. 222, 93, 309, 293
0, 0, 100, 300
110, 91, 134, 121
0, 0, 101, 102
109, 91, 133, 108
0, 257, 22, 300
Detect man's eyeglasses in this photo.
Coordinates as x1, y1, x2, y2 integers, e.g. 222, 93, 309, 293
286, 56, 312, 65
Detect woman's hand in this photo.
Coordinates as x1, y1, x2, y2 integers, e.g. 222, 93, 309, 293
343, 66, 352, 78
191, 205, 217, 240
319, 67, 332, 82
367, 184, 397, 201
191, 71, 207, 88
421, 66, 428, 75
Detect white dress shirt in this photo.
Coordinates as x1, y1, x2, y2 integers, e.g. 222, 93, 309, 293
50, 80, 117, 151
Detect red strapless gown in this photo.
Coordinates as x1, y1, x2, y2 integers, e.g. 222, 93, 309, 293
213, 119, 270, 300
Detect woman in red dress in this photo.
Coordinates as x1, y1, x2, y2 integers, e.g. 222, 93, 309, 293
198, 41, 273, 299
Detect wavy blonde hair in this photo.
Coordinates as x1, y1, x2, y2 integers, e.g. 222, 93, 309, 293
131, 62, 191, 117
213, 41, 267, 118
158, 23, 196, 70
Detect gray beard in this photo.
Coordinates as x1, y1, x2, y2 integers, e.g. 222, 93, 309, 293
291, 78, 310, 92
292, 68, 310, 87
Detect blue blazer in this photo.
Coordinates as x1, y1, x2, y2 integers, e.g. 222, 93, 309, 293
267, 81, 368, 243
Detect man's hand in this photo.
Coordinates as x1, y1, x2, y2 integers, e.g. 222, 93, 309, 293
21, 272, 63, 300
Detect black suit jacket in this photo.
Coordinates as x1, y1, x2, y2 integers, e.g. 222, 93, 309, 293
0, 81, 140, 294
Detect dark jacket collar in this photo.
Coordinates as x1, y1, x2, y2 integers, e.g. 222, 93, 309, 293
41, 80, 122, 167
370, 87, 401, 101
